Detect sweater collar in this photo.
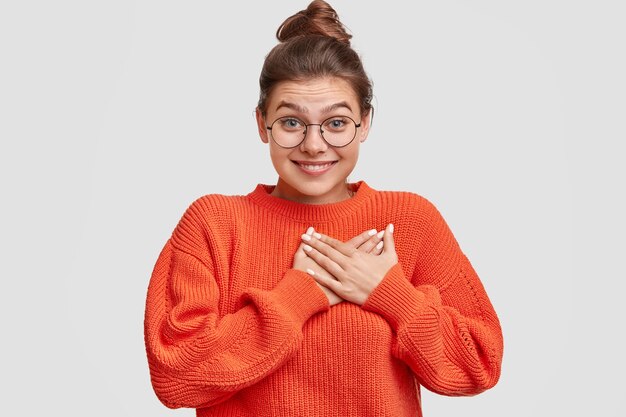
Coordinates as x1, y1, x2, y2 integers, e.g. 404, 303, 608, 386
247, 180, 375, 222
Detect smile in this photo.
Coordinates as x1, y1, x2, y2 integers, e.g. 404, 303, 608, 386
292, 160, 338, 175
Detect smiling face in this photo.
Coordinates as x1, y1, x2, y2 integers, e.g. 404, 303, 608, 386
256, 77, 370, 204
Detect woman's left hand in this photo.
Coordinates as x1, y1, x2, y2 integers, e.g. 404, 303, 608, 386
301, 223, 398, 305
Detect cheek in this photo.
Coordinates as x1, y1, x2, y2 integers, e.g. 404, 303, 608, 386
269, 146, 291, 165
340, 144, 360, 161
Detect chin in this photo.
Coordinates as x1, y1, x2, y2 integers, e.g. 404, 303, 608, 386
298, 181, 338, 195
271, 157, 355, 200
293, 177, 350, 202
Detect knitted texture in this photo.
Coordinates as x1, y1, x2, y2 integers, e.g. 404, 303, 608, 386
144, 180, 503, 417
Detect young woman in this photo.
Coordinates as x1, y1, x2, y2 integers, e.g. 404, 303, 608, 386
144, 1, 503, 416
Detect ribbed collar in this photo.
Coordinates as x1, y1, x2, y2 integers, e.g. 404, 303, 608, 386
246, 180, 375, 222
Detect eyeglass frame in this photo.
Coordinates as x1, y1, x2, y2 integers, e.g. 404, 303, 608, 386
265, 115, 362, 149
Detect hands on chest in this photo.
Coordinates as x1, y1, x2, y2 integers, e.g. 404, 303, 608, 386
292, 224, 398, 306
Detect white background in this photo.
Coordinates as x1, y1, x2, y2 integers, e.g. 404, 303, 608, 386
1, 0, 624, 416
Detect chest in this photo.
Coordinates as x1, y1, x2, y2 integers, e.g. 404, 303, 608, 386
213, 216, 419, 313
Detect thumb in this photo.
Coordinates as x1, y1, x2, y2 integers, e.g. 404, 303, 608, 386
382, 223, 395, 254
295, 227, 314, 255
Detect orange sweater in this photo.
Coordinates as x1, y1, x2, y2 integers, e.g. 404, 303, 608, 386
144, 180, 503, 417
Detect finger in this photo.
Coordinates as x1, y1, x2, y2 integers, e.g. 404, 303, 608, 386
357, 229, 383, 253
382, 223, 395, 255
296, 227, 315, 255
346, 228, 377, 248
302, 242, 345, 278
309, 232, 356, 259
374, 239, 384, 255
303, 233, 353, 271
306, 268, 343, 293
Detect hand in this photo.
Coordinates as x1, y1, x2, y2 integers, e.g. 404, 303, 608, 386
347, 228, 386, 255
293, 227, 342, 305
301, 224, 398, 306
292, 227, 387, 306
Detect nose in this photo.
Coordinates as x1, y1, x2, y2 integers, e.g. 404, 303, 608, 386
299, 125, 328, 154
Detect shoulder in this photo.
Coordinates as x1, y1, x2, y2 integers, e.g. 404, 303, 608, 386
371, 186, 440, 219
185, 192, 249, 220
180, 191, 255, 233
171, 192, 249, 252
368, 186, 452, 241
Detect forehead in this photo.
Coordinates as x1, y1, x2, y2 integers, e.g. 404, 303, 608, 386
268, 77, 359, 114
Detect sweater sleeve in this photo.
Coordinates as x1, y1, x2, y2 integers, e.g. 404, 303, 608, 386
143, 200, 329, 409
362, 198, 503, 396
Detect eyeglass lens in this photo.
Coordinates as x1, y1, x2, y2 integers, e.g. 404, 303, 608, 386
270, 116, 357, 148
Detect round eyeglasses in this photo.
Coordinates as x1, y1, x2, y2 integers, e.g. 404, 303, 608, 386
266, 115, 361, 148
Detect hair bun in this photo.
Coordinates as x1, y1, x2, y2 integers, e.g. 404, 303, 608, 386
276, 0, 352, 45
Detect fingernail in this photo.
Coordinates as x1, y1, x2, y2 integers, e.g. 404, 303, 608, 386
368, 229, 377, 236
389, 223, 394, 233
376, 230, 384, 239
306, 226, 314, 235
376, 241, 384, 250
301, 234, 311, 241
313, 232, 321, 239
303, 244, 312, 252
306, 268, 315, 276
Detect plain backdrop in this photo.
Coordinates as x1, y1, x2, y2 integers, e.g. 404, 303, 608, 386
1, 0, 624, 416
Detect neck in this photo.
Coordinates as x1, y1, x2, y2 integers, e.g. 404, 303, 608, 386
270, 180, 354, 205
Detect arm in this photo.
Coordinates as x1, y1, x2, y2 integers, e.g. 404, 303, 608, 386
144, 200, 329, 409
361, 199, 503, 396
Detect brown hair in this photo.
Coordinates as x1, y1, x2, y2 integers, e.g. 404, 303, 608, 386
257, 0, 373, 119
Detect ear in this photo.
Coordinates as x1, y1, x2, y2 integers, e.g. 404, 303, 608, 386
358, 108, 372, 143
256, 108, 269, 144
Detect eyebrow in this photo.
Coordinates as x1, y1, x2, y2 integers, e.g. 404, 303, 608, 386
275, 100, 353, 114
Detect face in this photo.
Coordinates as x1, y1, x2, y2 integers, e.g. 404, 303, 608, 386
256, 77, 370, 204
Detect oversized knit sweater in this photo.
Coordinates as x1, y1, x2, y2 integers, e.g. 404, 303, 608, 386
144, 180, 503, 417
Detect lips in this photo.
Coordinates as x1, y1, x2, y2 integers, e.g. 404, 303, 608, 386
292, 160, 338, 175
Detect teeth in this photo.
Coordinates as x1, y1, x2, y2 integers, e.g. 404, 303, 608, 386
299, 162, 334, 171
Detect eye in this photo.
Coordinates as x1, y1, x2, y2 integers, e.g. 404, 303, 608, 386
279, 117, 304, 131
323, 117, 349, 131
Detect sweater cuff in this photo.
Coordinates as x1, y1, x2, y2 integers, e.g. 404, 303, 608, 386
271, 269, 330, 326
361, 262, 427, 330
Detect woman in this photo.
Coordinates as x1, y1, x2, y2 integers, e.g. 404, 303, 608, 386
144, 1, 503, 416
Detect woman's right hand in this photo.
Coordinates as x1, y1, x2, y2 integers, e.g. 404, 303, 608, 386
292, 227, 385, 306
